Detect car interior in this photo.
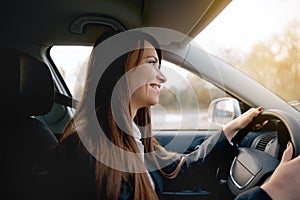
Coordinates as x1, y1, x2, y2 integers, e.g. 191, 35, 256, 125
1, 0, 300, 200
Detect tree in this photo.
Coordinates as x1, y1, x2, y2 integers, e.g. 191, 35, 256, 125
221, 21, 300, 103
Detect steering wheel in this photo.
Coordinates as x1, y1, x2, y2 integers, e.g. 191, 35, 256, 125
228, 109, 300, 196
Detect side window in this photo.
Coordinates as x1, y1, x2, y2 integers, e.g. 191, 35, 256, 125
152, 61, 230, 130
50, 46, 229, 130
50, 46, 92, 100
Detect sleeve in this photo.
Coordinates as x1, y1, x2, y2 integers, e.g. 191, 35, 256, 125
161, 130, 238, 192
234, 187, 272, 200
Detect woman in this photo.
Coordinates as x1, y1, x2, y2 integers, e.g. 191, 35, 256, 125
54, 30, 299, 200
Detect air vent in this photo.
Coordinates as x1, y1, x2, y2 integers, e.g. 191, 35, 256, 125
255, 135, 276, 151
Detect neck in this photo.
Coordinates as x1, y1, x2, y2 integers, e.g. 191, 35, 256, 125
130, 101, 138, 120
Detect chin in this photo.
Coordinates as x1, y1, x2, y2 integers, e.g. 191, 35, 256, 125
147, 99, 159, 106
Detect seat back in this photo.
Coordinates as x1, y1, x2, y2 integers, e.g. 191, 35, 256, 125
0, 47, 58, 200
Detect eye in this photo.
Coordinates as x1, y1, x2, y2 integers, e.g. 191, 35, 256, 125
148, 60, 156, 65
145, 56, 159, 67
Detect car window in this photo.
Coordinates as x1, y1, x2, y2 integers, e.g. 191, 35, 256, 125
152, 61, 229, 130
50, 46, 230, 130
195, 0, 300, 112
50, 46, 92, 100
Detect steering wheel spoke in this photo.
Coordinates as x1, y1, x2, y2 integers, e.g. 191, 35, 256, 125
228, 148, 279, 196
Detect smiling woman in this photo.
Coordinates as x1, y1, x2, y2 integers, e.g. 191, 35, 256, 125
52, 29, 271, 200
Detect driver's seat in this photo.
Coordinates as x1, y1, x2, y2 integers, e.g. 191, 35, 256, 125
0, 47, 58, 200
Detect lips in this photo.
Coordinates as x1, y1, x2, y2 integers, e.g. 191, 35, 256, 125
149, 83, 161, 91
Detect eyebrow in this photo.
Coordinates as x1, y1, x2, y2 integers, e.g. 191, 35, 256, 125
145, 55, 158, 61
145, 55, 160, 69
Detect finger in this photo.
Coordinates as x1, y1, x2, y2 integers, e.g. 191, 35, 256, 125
281, 142, 293, 163
252, 107, 263, 117
257, 106, 263, 112
254, 120, 268, 128
262, 120, 268, 126
253, 120, 268, 131
255, 107, 263, 115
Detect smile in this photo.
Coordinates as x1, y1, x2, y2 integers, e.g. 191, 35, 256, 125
149, 83, 161, 91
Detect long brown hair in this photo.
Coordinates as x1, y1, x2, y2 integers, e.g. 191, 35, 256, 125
59, 31, 184, 199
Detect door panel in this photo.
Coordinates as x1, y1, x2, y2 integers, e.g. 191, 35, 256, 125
154, 130, 226, 200
154, 130, 218, 154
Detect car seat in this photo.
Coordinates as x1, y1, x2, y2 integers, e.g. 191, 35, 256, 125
0, 47, 58, 200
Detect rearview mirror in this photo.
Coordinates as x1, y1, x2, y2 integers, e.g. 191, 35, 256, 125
208, 97, 241, 127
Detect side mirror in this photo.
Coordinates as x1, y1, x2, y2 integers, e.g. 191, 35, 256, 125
208, 97, 241, 127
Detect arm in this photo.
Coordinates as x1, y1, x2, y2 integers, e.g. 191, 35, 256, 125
161, 107, 264, 191
160, 130, 236, 191
260, 142, 300, 200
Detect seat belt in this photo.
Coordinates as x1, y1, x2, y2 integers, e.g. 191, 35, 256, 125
54, 91, 79, 108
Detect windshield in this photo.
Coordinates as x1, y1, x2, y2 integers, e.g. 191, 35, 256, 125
194, 0, 300, 111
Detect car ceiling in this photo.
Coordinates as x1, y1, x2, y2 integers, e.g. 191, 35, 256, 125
1, 0, 231, 46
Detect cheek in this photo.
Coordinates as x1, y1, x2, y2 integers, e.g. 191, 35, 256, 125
127, 65, 156, 94
131, 84, 160, 107
131, 85, 147, 103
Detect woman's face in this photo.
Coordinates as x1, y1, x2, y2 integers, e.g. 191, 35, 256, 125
126, 40, 167, 110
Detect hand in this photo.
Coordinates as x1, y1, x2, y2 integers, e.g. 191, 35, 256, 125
223, 107, 264, 142
261, 142, 300, 200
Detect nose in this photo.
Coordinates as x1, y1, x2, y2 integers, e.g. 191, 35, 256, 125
157, 69, 167, 83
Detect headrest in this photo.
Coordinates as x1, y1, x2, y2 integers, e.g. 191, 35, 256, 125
0, 47, 54, 116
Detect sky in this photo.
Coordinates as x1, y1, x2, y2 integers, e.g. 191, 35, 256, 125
195, 0, 300, 55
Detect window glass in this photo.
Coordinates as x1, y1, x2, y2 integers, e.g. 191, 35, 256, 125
50, 46, 229, 130
152, 61, 228, 130
195, 0, 300, 111
50, 46, 92, 100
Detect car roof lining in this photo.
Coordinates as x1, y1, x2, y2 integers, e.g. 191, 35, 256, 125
0, 0, 231, 46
